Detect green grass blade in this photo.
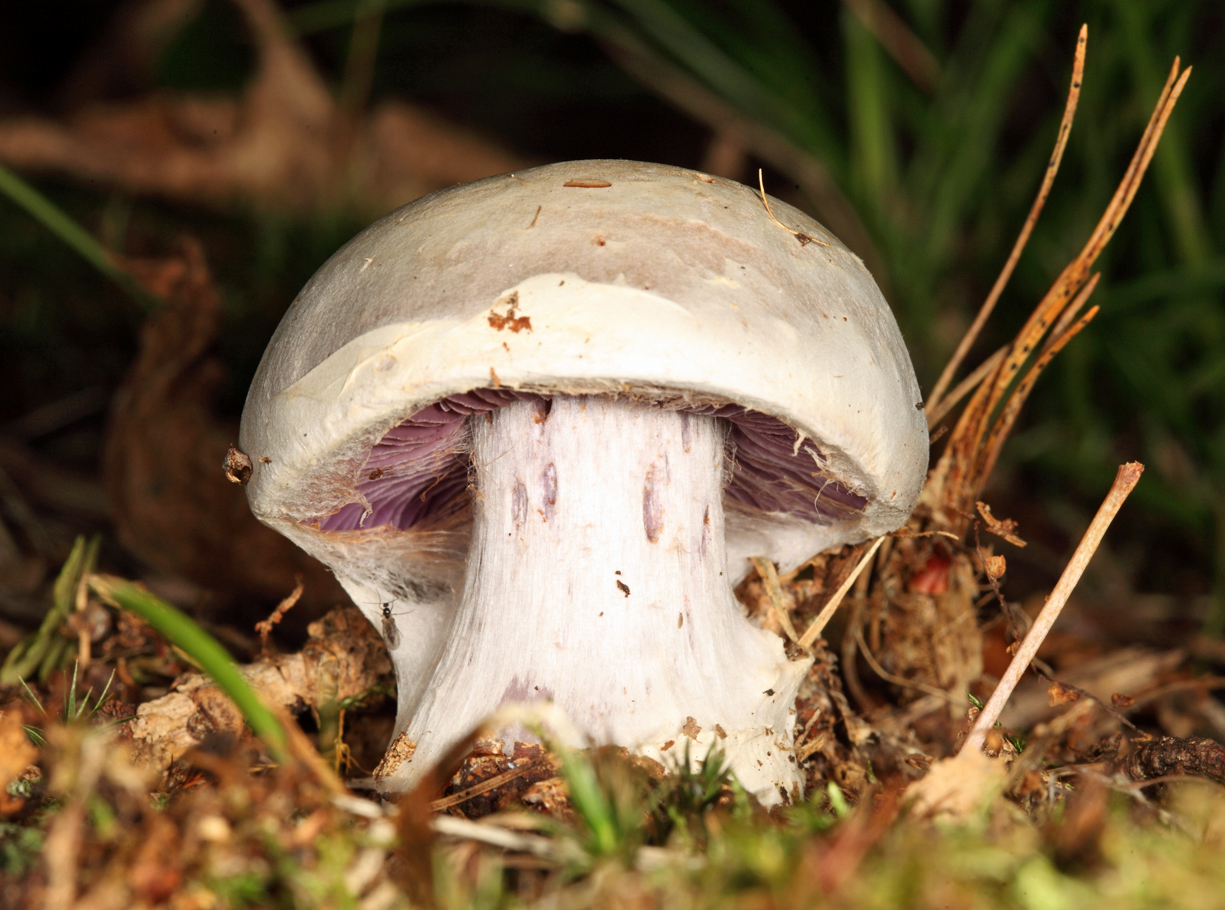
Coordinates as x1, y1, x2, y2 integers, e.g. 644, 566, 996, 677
556, 748, 619, 857
647, 0, 826, 120
289, 0, 438, 34
89, 575, 290, 763
18, 679, 46, 717
21, 726, 47, 749
0, 535, 96, 684
1116, 1, 1212, 265
65, 661, 79, 720
826, 781, 850, 818
844, 6, 900, 203
36, 638, 70, 682
0, 163, 157, 312
51, 535, 89, 618
606, 0, 838, 161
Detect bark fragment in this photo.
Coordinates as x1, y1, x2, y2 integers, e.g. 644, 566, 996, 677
1117, 735, 1225, 786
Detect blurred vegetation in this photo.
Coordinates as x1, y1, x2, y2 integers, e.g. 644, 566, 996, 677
0, 0, 1222, 624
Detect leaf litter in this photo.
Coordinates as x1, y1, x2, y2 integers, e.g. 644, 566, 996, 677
0, 21, 1224, 910
0, 0, 521, 216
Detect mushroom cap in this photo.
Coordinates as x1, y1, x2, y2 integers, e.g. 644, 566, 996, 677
240, 159, 927, 581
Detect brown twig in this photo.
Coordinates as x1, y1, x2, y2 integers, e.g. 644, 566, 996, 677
963, 462, 1144, 754
1117, 736, 1225, 786
749, 556, 800, 643
256, 574, 304, 658
1031, 669, 1142, 733
429, 762, 543, 812
926, 25, 1087, 415
798, 537, 884, 649
841, 0, 941, 94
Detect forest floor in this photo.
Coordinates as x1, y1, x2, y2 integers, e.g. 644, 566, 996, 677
1, 4, 1223, 906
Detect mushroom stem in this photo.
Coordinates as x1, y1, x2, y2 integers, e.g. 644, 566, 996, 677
385, 395, 811, 804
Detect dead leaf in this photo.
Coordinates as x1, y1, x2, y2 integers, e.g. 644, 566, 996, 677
904, 747, 1007, 820
976, 502, 1027, 547
0, 707, 38, 815
0, 0, 521, 215
983, 553, 1006, 581
1048, 681, 1082, 707
374, 732, 417, 782
223, 446, 253, 485
102, 237, 345, 617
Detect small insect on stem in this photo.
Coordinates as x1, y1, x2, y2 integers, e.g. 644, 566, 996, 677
381, 603, 400, 649
369, 599, 414, 650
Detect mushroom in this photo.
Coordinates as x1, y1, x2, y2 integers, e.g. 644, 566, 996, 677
239, 160, 927, 804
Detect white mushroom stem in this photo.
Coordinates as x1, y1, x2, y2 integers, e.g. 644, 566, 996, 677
385, 395, 811, 804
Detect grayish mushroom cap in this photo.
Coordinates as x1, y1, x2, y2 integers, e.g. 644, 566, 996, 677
240, 159, 927, 583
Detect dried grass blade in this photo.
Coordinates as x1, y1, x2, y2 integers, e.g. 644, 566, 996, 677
923, 357, 1000, 505
750, 556, 800, 643
926, 25, 1087, 415
798, 537, 884, 649
431, 814, 576, 862
973, 305, 1100, 490
996, 59, 1189, 393
1065, 61, 1190, 281
926, 346, 1006, 429
1042, 272, 1101, 355
429, 762, 538, 811
978, 59, 1188, 454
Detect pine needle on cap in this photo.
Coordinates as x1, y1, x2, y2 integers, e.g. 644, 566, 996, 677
758, 169, 830, 247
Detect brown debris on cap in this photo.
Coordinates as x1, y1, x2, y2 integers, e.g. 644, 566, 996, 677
223, 446, 253, 485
